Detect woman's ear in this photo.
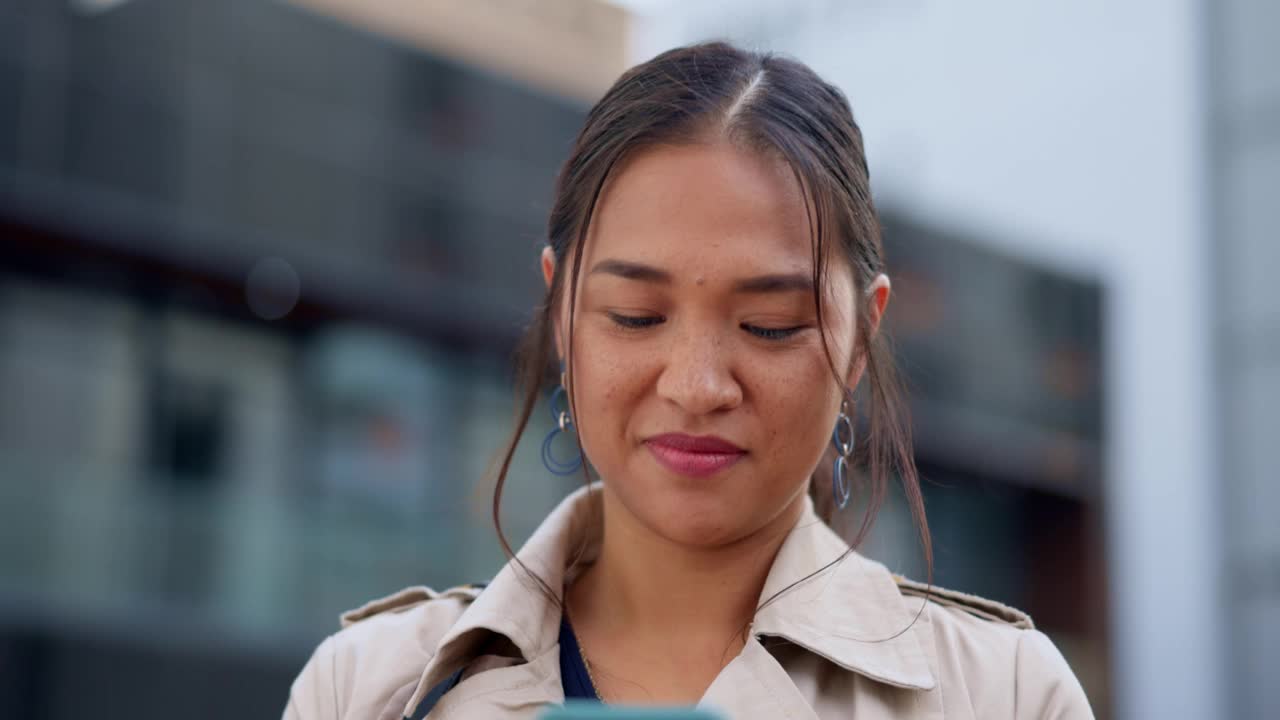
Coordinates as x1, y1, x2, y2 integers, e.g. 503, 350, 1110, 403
866, 273, 891, 337
541, 246, 565, 361
845, 273, 891, 389
540, 245, 556, 290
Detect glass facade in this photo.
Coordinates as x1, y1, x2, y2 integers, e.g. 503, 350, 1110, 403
1, 2, 587, 716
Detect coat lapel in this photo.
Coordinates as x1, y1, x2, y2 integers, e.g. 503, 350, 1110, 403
700, 637, 821, 720
398, 487, 601, 718
751, 506, 937, 692
433, 646, 564, 718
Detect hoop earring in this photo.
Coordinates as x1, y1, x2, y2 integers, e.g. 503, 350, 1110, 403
830, 392, 854, 510
541, 363, 583, 476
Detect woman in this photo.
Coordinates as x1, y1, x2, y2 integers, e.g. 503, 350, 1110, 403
283, 41, 1094, 719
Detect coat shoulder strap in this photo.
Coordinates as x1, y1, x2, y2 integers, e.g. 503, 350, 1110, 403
894, 575, 1035, 630
340, 582, 486, 628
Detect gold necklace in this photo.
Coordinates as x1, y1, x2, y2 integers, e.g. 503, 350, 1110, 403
566, 611, 605, 702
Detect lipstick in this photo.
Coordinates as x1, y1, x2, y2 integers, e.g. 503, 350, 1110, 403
644, 433, 746, 478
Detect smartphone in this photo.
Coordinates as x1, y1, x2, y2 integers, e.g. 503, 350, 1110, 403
538, 701, 726, 720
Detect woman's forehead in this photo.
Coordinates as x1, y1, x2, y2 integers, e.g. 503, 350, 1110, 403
583, 141, 816, 279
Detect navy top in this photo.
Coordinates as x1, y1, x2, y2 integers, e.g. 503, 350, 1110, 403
558, 613, 602, 701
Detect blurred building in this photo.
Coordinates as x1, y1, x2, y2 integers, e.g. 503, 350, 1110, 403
1207, 1, 1280, 718
0, 0, 624, 717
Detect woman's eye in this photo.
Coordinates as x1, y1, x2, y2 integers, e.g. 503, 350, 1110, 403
743, 324, 805, 341
607, 313, 664, 330
605, 313, 803, 340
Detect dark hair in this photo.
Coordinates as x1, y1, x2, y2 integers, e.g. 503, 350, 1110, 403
490, 40, 931, 612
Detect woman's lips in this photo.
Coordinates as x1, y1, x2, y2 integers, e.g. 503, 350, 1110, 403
644, 433, 746, 478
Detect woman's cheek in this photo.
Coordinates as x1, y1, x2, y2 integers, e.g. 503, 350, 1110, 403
574, 353, 636, 465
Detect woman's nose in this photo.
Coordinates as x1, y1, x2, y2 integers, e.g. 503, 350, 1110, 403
654, 327, 743, 415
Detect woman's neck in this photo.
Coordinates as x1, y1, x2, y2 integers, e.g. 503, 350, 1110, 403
567, 485, 807, 654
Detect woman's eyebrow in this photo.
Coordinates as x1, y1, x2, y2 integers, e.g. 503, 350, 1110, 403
588, 258, 812, 294
589, 259, 671, 283
731, 273, 813, 294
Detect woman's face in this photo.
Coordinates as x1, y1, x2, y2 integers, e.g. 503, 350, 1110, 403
542, 141, 888, 549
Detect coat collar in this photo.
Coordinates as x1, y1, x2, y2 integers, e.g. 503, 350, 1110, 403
402, 483, 934, 716
751, 507, 936, 690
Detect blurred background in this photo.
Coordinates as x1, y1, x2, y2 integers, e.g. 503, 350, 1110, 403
0, 0, 1273, 718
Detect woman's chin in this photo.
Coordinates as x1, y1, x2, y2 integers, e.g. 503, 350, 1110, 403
633, 492, 756, 549
604, 466, 781, 548
659, 517, 743, 548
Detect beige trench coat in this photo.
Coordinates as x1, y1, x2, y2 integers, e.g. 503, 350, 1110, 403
283, 486, 1094, 719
